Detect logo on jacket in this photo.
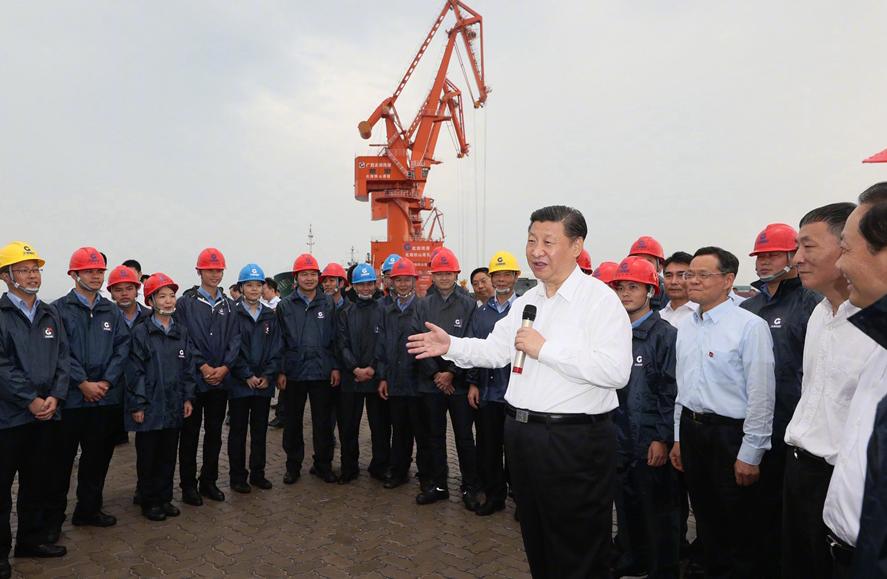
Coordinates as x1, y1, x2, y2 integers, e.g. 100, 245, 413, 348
317, 311, 325, 319
374, 325, 380, 334
102, 321, 112, 332
634, 355, 643, 367
264, 323, 271, 335
454, 318, 462, 328
178, 349, 185, 359
44, 327, 55, 339
771, 317, 782, 328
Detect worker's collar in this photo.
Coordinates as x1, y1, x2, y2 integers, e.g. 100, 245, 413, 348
535, 265, 582, 302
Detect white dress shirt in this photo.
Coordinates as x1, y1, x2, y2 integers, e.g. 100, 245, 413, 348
444, 266, 632, 414
784, 299, 879, 463
659, 300, 698, 329
823, 348, 887, 545
261, 295, 281, 309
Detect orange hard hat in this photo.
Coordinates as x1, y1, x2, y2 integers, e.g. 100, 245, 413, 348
107, 265, 141, 288
430, 248, 460, 273
610, 256, 660, 294
144, 273, 178, 302
68, 247, 106, 273
749, 223, 798, 256
592, 261, 619, 285
390, 257, 418, 278
196, 248, 226, 270
320, 262, 347, 280
292, 253, 320, 273
629, 236, 665, 262
577, 249, 593, 272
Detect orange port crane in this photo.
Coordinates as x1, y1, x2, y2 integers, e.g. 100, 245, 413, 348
354, 0, 489, 281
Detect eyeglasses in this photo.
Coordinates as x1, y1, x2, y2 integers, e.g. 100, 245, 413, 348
10, 267, 43, 276
682, 271, 727, 281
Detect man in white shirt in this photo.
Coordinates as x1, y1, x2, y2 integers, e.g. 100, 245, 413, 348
781, 202, 875, 579
659, 251, 698, 329
407, 205, 632, 579
823, 184, 887, 577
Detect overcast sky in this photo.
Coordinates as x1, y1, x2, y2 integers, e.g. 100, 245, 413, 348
2, 1, 886, 298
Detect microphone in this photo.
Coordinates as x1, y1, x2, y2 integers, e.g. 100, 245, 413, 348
512, 304, 537, 375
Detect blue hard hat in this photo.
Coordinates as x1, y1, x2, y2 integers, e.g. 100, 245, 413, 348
351, 263, 377, 284
238, 263, 265, 284
381, 253, 402, 273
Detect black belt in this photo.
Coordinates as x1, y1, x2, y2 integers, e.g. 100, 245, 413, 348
826, 532, 854, 565
789, 445, 831, 466
506, 404, 611, 425
683, 409, 743, 426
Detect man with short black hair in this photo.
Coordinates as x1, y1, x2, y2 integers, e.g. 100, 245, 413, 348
660, 252, 697, 328
669, 246, 775, 578
823, 184, 887, 576
470, 267, 493, 308
261, 278, 280, 310
408, 205, 632, 578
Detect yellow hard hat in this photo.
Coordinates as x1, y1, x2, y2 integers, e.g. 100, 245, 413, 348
488, 251, 520, 274
0, 241, 45, 270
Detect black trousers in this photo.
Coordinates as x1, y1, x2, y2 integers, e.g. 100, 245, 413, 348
227, 396, 271, 484
179, 389, 228, 489
421, 392, 478, 491
136, 429, 179, 508
782, 446, 834, 579
680, 412, 758, 579
754, 426, 788, 579
337, 391, 391, 478
504, 413, 616, 579
0, 422, 54, 557
388, 396, 425, 481
46, 405, 120, 527
476, 401, 507, 503
614, 457, 681, 578
282, 379, 335, 475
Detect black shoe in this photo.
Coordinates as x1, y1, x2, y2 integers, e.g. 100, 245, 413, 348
416, 487, 450, 505
162, 503, 180, 517
0, 559, 10, 579
475, 500, 506, 516
383, 475, 409, 489
461, 490, 481, 512
13, 544, 67, 558
268, 417, 284, 429
338, 471, 359, 485
182, 487, 203, 506
250, 477, 273, 490
310, 466, 338, 483
283, 471, 299, 485
141, 506, 167, 522
199, 482, 225, 502
72, 511, 117, 527
368, 469, 388, 482
231, 481, 251, 494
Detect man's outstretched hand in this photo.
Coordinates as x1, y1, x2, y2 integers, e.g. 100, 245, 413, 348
407, 322, 452, 359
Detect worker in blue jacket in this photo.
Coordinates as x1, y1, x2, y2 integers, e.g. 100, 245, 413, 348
740, 224, 820, 577
277, 254, 341, 485
467, 251, 520, 517
413, 248, 479, 510
376, 258, 427, 491
175, 248, 240, 506
227, 264, 281, 494
336, 263, 389, 484
0, 241, 70, 574
127, 273, 196, 522
609, 256, 680, 579
107, 265, 151, 330
47, 248, 130, 539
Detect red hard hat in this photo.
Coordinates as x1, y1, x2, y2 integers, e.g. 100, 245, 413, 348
144, 273, 178, 302
430, 248, 460, 273
320, 262, 347, 280
577, 249, 593, 272
592, 261, 619, 285
68, 247, 106, 273
629, 236, 665, 262
196, 247, 226, 270
292, 253, 320, 273
749, 223, 798, 256
610, 256, 660, 295
390, 257, 418, 278
107, 265, 141, 288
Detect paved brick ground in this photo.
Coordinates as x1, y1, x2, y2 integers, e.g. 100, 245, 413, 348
10, 409, 531, 578
10, 408, 696, 578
